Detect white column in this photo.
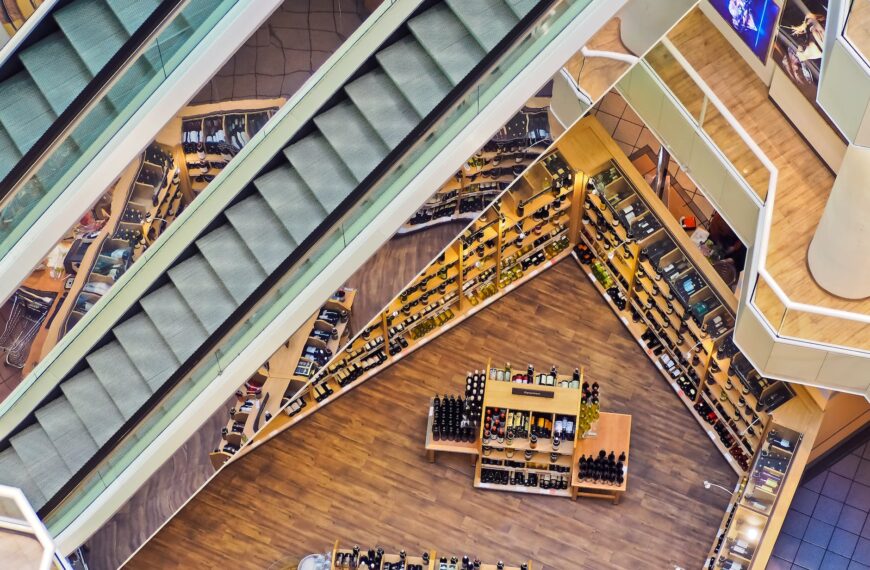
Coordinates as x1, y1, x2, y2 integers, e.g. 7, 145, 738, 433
807, 144, 870, 299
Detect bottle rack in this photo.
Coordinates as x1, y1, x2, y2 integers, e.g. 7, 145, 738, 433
400, 105, 554, 234
572, 158, 787, 474
474, 364, 584, 498
330, 540, 532, 570
247, 149, 581, 447
181, 106, 278, 194
705, 424, 802, 569
209, 289, 354, 468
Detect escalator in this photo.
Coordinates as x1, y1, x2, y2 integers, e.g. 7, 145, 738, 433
0, 0, 549, 513
0, 0, 195, 188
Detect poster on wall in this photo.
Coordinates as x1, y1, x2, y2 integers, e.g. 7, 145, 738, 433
708, 0, 782, 63
773, 0, 828, 105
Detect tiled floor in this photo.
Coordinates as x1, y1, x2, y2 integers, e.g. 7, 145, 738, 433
190, 0, 373, 105
771, 443, 870, 570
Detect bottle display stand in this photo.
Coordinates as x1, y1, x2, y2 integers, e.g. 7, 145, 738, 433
330, 540, 532, 570
424, 359, 629, 502
571, 412, 631, 504
209, 289, 355, 468
424, 401, 478, 464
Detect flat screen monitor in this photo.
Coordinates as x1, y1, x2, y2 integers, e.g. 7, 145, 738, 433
709, 0, 782, 63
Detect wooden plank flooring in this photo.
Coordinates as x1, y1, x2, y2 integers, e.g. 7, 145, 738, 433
667, 11, 870, 349
127, 259, 737, 570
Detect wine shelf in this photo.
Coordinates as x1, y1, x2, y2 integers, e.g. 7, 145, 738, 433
330, 540, 532, 570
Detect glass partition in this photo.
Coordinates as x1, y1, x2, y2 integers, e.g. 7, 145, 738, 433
845, 0, 870, 66
0, 0, 240, 260
643, 43, 769, 201
40, 0, 594, 534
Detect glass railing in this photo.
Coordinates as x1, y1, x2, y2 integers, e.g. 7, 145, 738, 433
41, 0, 595, 535
0, 0, 240, 261
845, 0, 870, 67
643, 42, 770, 202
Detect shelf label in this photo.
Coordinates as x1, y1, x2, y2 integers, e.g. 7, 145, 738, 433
511, 387, 555, 399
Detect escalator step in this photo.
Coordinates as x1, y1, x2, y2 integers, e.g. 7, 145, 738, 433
104, 0, 162, 35
35, 397, 99, 473
196, 224, 266, 303
167, 255, 237, 334
19, 31, 93, 114
0, 73, 57, 154
314, 100, 389, 183
504, 0, 539, 19
408, 3, 486, 85
0, 448, 46, 509
344, 68, 420, 149
446, 0, 519, 52
85, 342, 153, 417
113, 312, 181, 390
60, 369, 125, 446
139, 284, 209, 362
253, 164, 329, 244
225, 194, 297, 274
376, 36, 452, 117
283, 133, 357, 212
10, 424, 72, 499
55, 0, 129, 74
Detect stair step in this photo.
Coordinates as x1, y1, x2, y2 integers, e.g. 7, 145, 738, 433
60, 369, 125, 446
225, 195, 297, 273
253, 164, 329, 244
376, 36, 452, 117
504, 0, 539, 18
446, 0, 518, 51
167, 255, 237, 334
35, 397, 98, 473
0, 72, 57, 154
55, 0, 129, 74
19, 31, 93, 115
0, 449, 46, 509
408, 4, 486, 85
314, 101, 389, 182
104, 0, 162, 34
196, 224, 266, 303
344, 68, 420, 149
10, 424, 72, 499
139, 284, 208, 361
0, 126, 22, 181
113, 312, 180, 390
283, 133, 357, 212
85, 343, 153, 417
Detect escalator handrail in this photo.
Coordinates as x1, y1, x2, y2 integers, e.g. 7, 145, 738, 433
0, 0, 187, 207
34, 0, 561, 518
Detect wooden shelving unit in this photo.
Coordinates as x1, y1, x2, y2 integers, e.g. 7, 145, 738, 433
330, 540, 532, 570
180, 105, 279, 194
474, 370, 582, 498
209, 289, 355, 469
401, 105, 555, 234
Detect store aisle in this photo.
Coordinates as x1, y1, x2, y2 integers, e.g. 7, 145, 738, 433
127, 259, 736, 570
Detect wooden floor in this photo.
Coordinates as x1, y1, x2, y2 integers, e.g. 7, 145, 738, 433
127, 259, 736, 570
345, 221, 467, 333
667, 11, 870, 349
82, 222, 466, 570
563, 17, 632, 103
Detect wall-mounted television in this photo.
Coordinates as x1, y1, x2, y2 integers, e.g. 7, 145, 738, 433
708, 0, 782, 63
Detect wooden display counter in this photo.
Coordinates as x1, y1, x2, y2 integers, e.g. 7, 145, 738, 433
571, 412, 631, 504
424, 403, 478, 464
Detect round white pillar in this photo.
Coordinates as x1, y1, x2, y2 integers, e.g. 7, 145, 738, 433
808, 144, 870, 299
